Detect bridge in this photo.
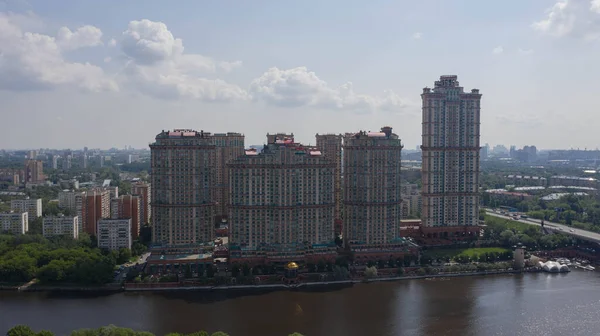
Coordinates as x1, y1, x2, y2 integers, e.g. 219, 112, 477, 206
484, 210, 600, 244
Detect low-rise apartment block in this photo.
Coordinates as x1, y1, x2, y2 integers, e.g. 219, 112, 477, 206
43, 215, 79, 239
0, 212, 28, 234
11, 198, 42, 221
97, 218, 132, 250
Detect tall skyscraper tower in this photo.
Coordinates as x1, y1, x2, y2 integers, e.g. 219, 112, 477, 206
343, 127, 403, 245
421, 75, 481, 237
315, 134, 343, 220
150, 129, 216, 246
211, 132, 245, 221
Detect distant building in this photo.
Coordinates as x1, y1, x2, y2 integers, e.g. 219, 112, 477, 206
316, 133, 343, 220
106, 186, 119, 199
10, 198, 42, 222
150, 129, 216, 246
24, 159, 44, 183
0, 169, 20, 185
0, 212, 28, 234
421, 75, 481, 238
210, 132, 245, 221
550, 175, 598, 189
58, 190, 87, 232
506, 175, 547, 186
343, 127, 403, 245
131, 182, 151, 225
110, 195, 141, 239
52, 155, 59, 169
97, 218, 132, 250
43, 215, 79, 239
62, 155, 72, 170
85, 189, 111, 236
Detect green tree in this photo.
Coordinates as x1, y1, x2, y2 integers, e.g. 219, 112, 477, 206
6, 325, 36, 336
117, 248, 132, 264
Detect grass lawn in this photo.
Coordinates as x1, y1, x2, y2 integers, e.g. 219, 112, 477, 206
423, 247, 510, 259
484, 214, 538, 232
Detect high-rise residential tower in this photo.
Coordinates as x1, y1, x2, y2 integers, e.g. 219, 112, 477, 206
131, 182, 151, 225
85, 189, 110, 236
24, 159, 44, 183
150, 129, 216, 246
343, 127, 403, 245
421, 75, 481, 237
315, 134, 343, 220
228, 135, 336, 264
210, 132, 244, 221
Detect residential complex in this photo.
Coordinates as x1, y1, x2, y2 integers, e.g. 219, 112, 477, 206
228, 135, 337, 264
343, 127, 403, 245
315, 134, 343, 220
24, 159, 44, 183
58, 190, 87, 233
0, 212, 28, 234
43, 215, 79, 239
211, 132, 245, 221
421, 75, 481, 237
131, 182, 151, 224
10, 198, 42, 222
97, 218, 132, 250
150, 129, 216, 246
85, 189, 111, 236
110, 195, 141, 239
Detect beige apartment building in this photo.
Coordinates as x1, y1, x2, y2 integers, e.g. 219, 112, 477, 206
421, 75, 481, 237
343, 126, 403, 245
97, 218, 132, 250
315, 134, 343, 220
11, 198, 42, 222
58, 190, 87, 233
228, 135, 336, 261
210, 132, 245, 221
150, 129, 216, 246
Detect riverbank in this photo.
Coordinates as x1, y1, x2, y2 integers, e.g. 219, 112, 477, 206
4, 268, 541, 293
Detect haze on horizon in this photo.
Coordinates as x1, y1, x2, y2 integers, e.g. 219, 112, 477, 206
0, 0, 598, 151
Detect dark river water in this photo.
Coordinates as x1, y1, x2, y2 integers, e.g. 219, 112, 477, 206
2, 271, 600, 336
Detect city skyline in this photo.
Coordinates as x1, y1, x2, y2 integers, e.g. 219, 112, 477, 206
1, 0, 599, 150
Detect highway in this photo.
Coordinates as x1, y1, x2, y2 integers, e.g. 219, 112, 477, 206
485, 210, 600, 244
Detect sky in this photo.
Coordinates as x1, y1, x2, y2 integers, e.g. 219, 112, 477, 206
1, 0, 600, 150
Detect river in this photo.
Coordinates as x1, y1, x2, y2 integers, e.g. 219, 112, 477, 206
2, 270, 600, 336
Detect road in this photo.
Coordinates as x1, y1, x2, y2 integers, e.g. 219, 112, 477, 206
485, 210, 600, 244
113, 252, 151, 283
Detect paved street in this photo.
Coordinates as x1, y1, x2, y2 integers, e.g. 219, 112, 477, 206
485, 209, 600, 243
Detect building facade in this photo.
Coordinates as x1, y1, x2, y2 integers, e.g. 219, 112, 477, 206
150, 129, 217, 246
43, 215, 79, 239
0, 212, 28, 234
421, 75, 481, 237
228, 135, 336, 264
211, 132, 245, 221
11, 198, 42, 222
97, 218, 132, 250
58, 190, 87, 233
131, 182, 151, 225
315, 134, 343, 220
343, 127, 403, 245
110, 195, 141, 239
85, 189, 111, 236
24, 159, 44, 183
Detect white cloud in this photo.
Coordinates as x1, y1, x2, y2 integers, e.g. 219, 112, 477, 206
56, 25, 103, 50
118, 19, 245, 101
412, 32, 422, 39
108, 38, 116, 47
249, 67, 412, 113
219, 60, 242, 72
518, 48, 534, 55
0, 12, 117, 92
492, 46, 504, 54
104, 57, 111, 63
532, 0, 600, 39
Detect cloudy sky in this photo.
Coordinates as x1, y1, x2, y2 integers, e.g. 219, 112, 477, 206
1, 0, 599, 150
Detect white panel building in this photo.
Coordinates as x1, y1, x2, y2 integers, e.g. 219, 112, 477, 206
97, 218, 131, 250
0, 212, 28, 234
43, 215, 79, 239
11, 198, 42, 222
